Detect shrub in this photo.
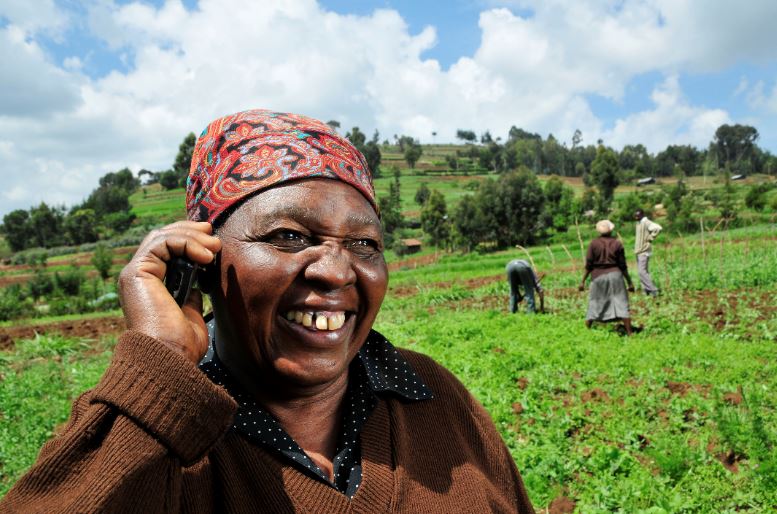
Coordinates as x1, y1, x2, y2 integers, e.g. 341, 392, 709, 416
0, 287, 33, 321
27, 270, 55, 300
54, 265, 86, 297
91, 243, 113, 280
48, 296, 90, 316
745, 183, 772, 211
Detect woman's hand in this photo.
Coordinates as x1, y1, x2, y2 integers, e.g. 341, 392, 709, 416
118, 221, 222, 364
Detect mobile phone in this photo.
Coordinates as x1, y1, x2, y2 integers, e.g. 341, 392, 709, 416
164, 257, 199, 306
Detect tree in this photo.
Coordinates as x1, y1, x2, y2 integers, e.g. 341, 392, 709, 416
507, 126, 541, 143
420, 190, 449, 247
378, 168, 404, 246
414, 183, 431, 205
456, 129, 477, 143
362, 141, 382, 178
28, 202, 66, 248
480, 131, 493, 144
326, 120, 340, 132
404, 141, 423, 169
91, 242, 114, 280
571, 129, 582, 149
452, 195, 484, 252
396, 135, 415, 151
346, 127, 367, 148
542, 134, 565, 174
543, 177, 575, 231
745, 183, 771, 211
714, 124, 758, 173
347, 127, 381, 177
589, 145, 621, 212
137, 169, 155, 184
159, 169, 181, 190
64, 208, 98, 245
1, 209, 31, 252
86, 184, 131, 216
173, 132, 197, 186
457, 169, 547, 248
99, 168, 139, 193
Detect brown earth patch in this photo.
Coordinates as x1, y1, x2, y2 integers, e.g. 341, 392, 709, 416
516, 377, 529, 390
387, 253, 441, 272
666, 381, 692, 396
716, 449, 746, 474
0, 315, 125, 350
0, 269, 107, 288
723, 388, 743, 406
581, 388, 610, 403
512, 402, 524, 415
547, 495, 576, 514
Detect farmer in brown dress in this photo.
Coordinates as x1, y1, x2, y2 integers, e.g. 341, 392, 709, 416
579, 219, 637, 335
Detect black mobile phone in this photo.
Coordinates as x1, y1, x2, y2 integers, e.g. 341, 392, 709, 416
164, 257, 199, 306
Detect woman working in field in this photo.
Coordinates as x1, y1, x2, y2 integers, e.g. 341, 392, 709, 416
579, 219, 637, 335
2, 110, 534, 513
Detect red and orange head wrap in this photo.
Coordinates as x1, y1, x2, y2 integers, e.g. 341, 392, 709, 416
186, 109, 377, 224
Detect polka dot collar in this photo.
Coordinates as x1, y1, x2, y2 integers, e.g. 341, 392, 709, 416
199, 321, 432, 497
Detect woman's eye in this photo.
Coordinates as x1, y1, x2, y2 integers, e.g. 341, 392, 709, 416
347, 238, 381, 256
267, 230, 310, 249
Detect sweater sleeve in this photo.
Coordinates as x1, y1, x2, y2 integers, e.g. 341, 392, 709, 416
0, 331, 237, 514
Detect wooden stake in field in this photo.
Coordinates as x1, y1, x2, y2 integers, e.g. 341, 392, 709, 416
699, 217, 706, 265
545, 246, 556, 267
514, 245, 536, 272
574, 217, 586, 262
561, 244, 578, 273
719, 219, 728, 288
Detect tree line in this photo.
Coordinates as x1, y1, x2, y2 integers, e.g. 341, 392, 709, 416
448, 124, 775, 179
1, 121, 773, 254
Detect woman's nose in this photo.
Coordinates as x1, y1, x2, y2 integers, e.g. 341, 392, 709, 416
303, 243, 357, 290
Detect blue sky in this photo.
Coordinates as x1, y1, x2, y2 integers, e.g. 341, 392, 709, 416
1, 0, 777, 216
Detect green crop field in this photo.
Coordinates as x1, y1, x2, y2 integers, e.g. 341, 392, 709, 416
1, 163, 776, 511
2, 222, 775, 511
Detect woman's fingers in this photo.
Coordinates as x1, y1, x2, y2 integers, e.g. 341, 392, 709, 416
118, 221, 219, 363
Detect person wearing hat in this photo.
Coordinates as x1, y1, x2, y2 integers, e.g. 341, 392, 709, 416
2, 110, 534, 513
579, 219, 636, 335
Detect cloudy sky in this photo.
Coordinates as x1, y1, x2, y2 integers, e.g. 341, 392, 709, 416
1, 0, 777, 218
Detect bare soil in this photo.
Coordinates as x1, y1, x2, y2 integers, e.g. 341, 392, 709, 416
0, 316, 125, 350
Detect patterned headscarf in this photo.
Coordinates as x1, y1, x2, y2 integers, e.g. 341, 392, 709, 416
186, 109, 377, 224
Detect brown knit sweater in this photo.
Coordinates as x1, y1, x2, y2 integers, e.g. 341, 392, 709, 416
1, 332, 534, 513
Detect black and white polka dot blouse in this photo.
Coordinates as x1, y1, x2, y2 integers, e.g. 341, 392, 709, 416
199, 320, 433, 498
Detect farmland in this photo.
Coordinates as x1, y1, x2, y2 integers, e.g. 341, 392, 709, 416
0, 163, 775, 512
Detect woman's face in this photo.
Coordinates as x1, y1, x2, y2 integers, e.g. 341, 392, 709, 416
212, 179, 387, 392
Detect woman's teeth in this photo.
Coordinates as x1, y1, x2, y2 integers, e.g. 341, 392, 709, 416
285, 311, 346, 331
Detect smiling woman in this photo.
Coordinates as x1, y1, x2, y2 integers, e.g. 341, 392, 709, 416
0, 110, 534, 513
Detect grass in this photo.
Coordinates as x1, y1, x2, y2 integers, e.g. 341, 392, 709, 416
0, 152, 775, 509
0, 335, 114, 495
1, 223, 775, 510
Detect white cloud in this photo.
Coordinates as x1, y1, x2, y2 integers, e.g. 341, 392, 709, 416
0, 0, 69, 36
1, 0, 776, 218
604, 75, 729, 151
